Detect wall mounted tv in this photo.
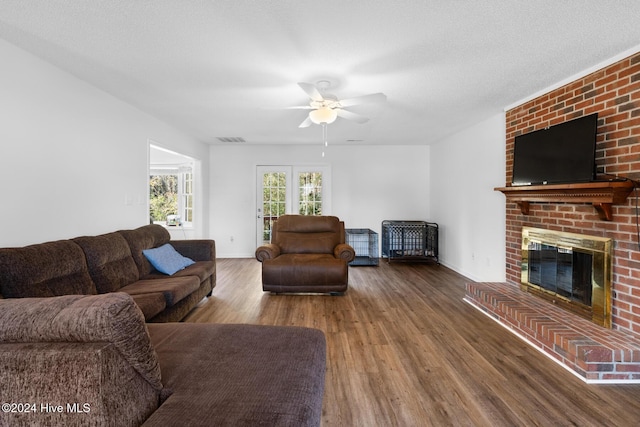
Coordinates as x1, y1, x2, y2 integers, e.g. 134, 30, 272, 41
511, 113, 598, 186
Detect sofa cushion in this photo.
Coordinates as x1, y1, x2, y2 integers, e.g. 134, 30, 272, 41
120, 276, 200, 307
130, 293, 168, 321
262, 254, 348, 287
143, 243, 195, 275
170, 239, 216, 262
0, 293, 163, 391
145, 260, 215, 283
144, 323, 326, 427
119, 225, 171, 277
0, 240, 97, 298
277, 231, 340, 254
0, 341, 161, 427
73, 232, 140, 293
274, 214, 341, 233
273, 215, 341, 254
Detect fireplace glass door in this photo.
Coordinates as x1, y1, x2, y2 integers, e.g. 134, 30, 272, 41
521, 227, 612, 327
527, 243, 593, 306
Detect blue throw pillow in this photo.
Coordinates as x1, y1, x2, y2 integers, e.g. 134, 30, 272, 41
142, 243, 195, 275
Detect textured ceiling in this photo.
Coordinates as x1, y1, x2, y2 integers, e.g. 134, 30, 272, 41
1, 1, 640, 146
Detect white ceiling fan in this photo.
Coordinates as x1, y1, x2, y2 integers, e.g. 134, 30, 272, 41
289, 81, 387, 128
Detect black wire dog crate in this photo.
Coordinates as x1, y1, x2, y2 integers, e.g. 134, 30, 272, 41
345, 228, 379, 266
381, 220, 439, 263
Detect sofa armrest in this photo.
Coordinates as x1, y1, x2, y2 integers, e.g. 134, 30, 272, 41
255, 244, 281, 262
334, 243, 356, 262
0, 342, 161, 427
0, 293, 163, 392
170, 239, 216, 262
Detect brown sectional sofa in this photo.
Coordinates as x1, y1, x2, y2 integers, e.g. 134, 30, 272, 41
0, 293, 326, 426
0, 226, 327, 426
0, 224, 215, 322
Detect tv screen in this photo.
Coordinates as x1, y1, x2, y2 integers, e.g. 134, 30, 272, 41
512, 113, 598, 186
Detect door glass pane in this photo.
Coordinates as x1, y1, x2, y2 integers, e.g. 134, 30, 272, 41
262, 172, 287, 244
298, 172, 322, 215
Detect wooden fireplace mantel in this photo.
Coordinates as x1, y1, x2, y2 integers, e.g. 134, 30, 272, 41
494, 181, 635, 221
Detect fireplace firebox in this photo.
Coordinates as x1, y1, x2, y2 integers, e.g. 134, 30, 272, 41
521, 227, 612, 327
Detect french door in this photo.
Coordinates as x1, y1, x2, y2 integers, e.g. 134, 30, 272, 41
256, 165, 331, 246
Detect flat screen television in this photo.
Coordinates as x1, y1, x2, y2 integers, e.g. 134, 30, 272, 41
511, 113, 598, 186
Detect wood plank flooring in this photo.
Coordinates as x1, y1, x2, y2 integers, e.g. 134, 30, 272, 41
184, 259, 640, 426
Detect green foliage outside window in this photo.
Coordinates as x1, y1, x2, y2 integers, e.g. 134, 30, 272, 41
150, 175, 177, 222
262, 172, 287, 241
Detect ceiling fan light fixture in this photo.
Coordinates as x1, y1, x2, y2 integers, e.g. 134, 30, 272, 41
309, 106, 337, 125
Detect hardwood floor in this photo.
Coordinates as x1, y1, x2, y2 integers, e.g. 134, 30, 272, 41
184, 259, 640, 426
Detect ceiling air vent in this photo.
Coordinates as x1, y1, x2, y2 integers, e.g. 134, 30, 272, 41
216, 137, 246, 143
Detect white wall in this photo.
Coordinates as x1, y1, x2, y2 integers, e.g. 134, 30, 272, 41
430, 113, 506, 282
210, 144, 430, 257
0, 40, 210, 246
0, 36, 504, 281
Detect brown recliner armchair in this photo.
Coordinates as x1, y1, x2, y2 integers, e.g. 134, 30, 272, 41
255, 215, 356, 294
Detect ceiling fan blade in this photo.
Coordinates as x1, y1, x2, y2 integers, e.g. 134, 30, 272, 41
338, 92, 387, 107
297, 82, 324, 102
283, 105, 314, 110
298, 115, 313, 128
336, 109, 369, 124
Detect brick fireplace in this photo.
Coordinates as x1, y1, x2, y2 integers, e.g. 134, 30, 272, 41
505, 51, 640, 336
466, 51, 640, 382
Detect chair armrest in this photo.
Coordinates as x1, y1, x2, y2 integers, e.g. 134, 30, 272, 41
334, 244, 356, 262
170, 239, 216, 262
255, 244, 281, 262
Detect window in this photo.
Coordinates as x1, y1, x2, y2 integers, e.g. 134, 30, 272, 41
181, 171, 193, 222
149, 144, 195, 228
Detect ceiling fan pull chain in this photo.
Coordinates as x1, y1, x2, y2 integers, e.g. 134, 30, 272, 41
323, 123, 328, 146
322, 123, 328, 157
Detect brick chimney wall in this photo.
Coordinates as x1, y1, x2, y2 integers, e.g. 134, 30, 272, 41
504, 51, 640, 337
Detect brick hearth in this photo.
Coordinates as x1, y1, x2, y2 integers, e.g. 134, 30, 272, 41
465, 282, 640, 383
